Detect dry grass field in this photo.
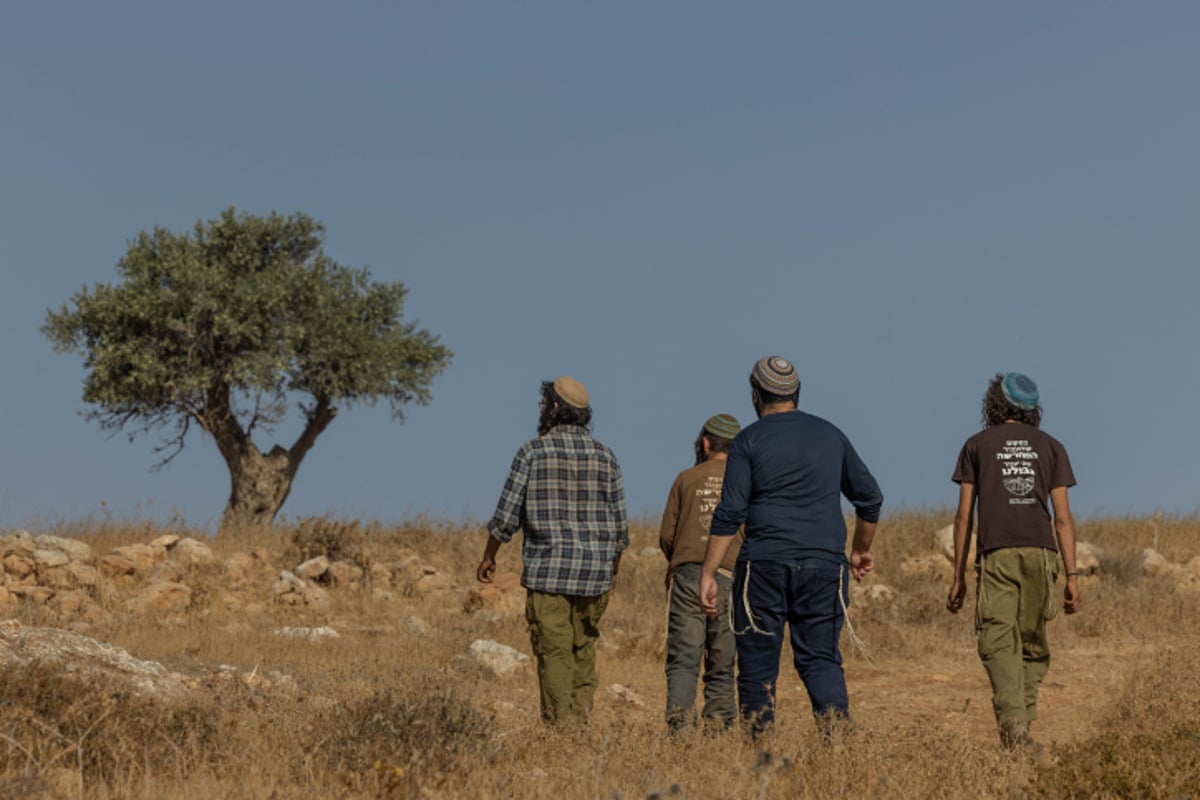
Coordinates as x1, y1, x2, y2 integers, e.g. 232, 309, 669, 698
2, 511, 1198, 799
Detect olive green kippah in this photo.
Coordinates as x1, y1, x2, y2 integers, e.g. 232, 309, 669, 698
703, 413, 741, 440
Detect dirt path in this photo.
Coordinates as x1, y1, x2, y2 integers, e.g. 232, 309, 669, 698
844, 643, 1139, 746
577, 640, 1150, 748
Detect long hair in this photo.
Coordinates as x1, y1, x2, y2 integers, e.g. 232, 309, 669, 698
693, 428, 734, 466
982, 373, 1042, 429
538, 381, 593, 435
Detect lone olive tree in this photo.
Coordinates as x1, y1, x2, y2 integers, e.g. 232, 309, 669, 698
43, 207, 452, 531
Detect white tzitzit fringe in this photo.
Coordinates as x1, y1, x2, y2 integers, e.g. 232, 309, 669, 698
731, 562, 771, 635
839, 564, 876, 666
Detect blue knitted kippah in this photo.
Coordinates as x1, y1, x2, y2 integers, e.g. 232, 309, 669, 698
1001, 372, 1039, 410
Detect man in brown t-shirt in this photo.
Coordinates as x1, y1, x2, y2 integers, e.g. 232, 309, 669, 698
946, 372, 1080, 752
660, 413, 744, 732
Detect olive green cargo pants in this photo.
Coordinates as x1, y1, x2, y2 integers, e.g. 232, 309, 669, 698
976, 546, 1058, 731
526, 590, 610, 725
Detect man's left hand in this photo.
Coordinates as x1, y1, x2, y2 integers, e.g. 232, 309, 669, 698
850, 549, 874, 581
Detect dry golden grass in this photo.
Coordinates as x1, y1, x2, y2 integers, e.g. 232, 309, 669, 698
2, 511, 1198, 799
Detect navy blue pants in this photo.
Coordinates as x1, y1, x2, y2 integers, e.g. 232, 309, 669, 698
732, 558, 850, 732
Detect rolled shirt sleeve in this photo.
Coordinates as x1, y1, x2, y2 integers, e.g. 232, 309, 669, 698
840, 433, 883, 523
487, 447, 531, 543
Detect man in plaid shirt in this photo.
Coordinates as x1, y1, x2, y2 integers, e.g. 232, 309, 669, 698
477, 375, 629, 725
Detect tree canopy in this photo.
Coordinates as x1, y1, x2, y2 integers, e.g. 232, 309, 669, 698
44, 207, 452, 528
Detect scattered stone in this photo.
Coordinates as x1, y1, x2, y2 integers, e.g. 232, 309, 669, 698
33, 549, 71, 570
110, 544, 167, 576
606, 683, 647, 708
468, 639, 530, 677
1176, 571, 1200, 594
270, 570, 331, 612
172, 538, 216, 568
152, 534, 182, 549
3, 554, 35, 579
463, 573, 524, 615
38, 566, 82, 590
850, 582, 898, 611
273, 625, 340, 641
394, 555, 424, 582
128, 582, 192, 615
936, 525, 976, 565
9, 585, 55, 604
35, 535, 94, 563
50, 589, 93, 617
99, 554, 138, 577
1075, 542, 1102, 575
326, 561, 363, 588
150, 560, 187, 584
414, 571, 453, 594
1137, 548, 1174, 577
0, 620, 193, 697
295, 556, 330, 581
0, 531, 37, 557
224, 552, 262, 587
369, 562, 394, 588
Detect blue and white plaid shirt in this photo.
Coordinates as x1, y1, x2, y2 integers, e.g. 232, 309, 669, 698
487, 425, 628, 596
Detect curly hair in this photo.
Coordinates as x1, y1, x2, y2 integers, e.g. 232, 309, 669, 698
982, 373, 1042, 428
693, 427, 734, 466
537, 381, 593, 435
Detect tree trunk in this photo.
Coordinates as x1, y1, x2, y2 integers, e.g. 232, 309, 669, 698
204, 384, 336, 534
219, 444, 296, 532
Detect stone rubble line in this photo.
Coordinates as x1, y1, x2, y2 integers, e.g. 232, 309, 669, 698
2, 527, 1198, 701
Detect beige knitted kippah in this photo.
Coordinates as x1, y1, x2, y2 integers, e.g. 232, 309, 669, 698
553, 375, 590, 409
751, 356, 800, 395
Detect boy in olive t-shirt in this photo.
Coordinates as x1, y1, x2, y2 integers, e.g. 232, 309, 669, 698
946, 372, 1081, 752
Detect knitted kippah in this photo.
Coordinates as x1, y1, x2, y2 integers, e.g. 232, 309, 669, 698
750, 356, 800, 395
1001, 372, 1039, 410
703, 413, 741, 441
553, 375, 590, 409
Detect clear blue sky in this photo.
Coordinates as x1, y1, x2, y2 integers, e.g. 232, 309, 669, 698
2, 2, 1197, 532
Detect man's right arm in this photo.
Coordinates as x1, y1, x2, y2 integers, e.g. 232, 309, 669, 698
478, 449, 530, 583
946, 482, 975, 613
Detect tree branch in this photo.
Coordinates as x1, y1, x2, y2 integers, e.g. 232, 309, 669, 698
289, 394, 337, 469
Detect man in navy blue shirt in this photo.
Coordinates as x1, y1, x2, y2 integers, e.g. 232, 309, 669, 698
700, 356, 883, 736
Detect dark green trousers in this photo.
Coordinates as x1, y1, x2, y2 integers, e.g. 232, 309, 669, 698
526, 590, 610, 725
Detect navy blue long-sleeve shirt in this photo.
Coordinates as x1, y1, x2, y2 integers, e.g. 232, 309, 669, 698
709, 410, 883, 564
